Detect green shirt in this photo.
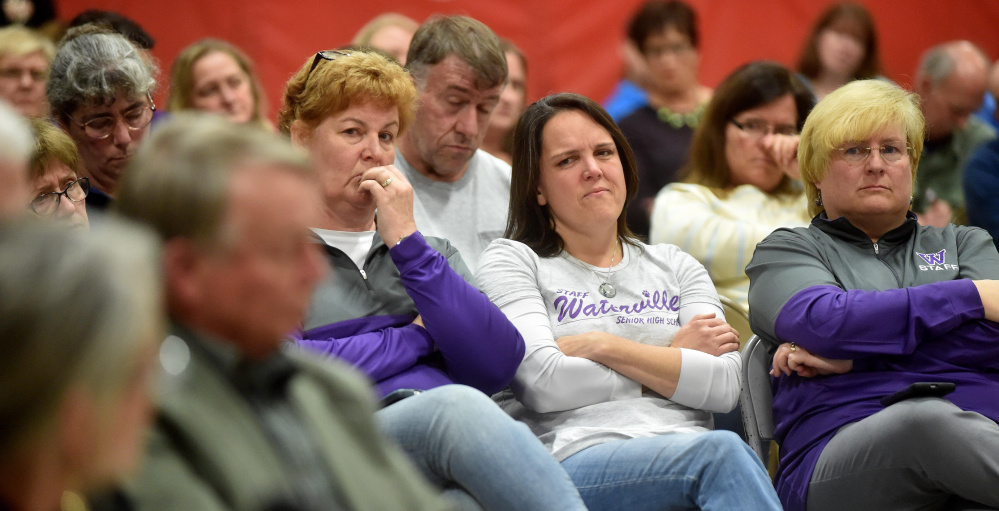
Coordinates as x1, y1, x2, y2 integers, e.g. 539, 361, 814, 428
124, 324, 450, 511
914, 116, 996, 224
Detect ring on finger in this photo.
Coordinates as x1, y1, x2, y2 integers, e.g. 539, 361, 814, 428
790, 342, 796, 352
380, 178, 393, 188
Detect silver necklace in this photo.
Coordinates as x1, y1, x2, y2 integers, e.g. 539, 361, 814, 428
566, 243, 619, 298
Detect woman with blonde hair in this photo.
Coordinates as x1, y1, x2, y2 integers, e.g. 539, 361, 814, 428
168, 38, 270, 130
0, 25, 54, 117
747, 79, 999, 511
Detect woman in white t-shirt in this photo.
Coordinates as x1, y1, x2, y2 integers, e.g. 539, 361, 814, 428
476, 92, 781, 511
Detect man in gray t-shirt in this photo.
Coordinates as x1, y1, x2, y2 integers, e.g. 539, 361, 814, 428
397, 15, 511, 271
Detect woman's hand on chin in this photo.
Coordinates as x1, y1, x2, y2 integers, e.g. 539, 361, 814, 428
671, 313, 740, 356
359, 165, 418, 248
763, 134, 801, 181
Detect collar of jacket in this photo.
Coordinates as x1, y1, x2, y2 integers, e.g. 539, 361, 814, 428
810, 210, 918, 249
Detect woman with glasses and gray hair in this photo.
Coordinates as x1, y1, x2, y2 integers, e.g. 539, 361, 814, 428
746, 79, 999, 511
650, 61, 815, 312
0, 220, 163, 511
47, 24, 157, 212
280, 49, 586, 511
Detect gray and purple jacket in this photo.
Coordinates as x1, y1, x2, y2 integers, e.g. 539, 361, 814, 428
294, 231, 525, 397
747, 212, 999, 511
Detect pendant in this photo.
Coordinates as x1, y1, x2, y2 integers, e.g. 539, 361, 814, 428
599, 282, 616, 298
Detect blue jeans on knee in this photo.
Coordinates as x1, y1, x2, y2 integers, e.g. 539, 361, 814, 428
561, 431, 781, 511
376, 384, 586, 511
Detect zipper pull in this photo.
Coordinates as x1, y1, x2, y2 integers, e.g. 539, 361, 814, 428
360, 269, 368, 280
873, 243, 879, 255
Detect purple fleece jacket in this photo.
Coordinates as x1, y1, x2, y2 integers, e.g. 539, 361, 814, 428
293, 231, 525, 397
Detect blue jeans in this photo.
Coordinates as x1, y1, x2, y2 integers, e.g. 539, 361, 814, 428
561, 431, 782, 511
376, 385, 586, 511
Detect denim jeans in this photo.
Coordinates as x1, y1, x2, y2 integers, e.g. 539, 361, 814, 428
561, 431, 782, 511
376, 385, 586, 511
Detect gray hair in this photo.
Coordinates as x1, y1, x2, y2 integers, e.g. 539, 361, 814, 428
918, 40, 989, 87
47, 28, 158, 120
0, 99, 32, 164
405, 15, 507, 90
0, 219, 163, 457
116, 113, 312, 247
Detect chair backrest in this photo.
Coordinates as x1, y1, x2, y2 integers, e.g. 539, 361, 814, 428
739, 334, 775, 463
719, 295, 752, 350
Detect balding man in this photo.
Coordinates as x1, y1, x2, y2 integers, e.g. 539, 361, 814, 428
964, 59, 999, 248
0, 99, 32, 219
396, 15, 509, 272
912, 41, 995, 226
116, 115, 447, 511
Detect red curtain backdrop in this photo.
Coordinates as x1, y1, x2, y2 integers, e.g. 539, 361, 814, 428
54, 0, 999, 121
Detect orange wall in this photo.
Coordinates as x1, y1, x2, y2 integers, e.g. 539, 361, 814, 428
55, 0, 999, 120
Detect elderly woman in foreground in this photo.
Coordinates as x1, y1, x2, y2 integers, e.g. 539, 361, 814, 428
476, 92, 780, 510
746, 79, 999, 511
0, 221, 163, 511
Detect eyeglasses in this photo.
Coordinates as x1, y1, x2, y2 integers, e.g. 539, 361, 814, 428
66, 92, 156, 140
730, 119, 798, 139
0, 66, 46, 82
304, 50, 350, 85
645, 43, 694, 58
835, 143, 911, 164
29, 177, 89, 215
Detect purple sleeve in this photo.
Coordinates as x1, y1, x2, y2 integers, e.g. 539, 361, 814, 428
291, 322, 437, 382
391, 232, 526, 394
774, 280, 986, 359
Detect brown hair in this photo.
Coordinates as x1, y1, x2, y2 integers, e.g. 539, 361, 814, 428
28, 116, 79, 181
797, 2, 881, 81
627, 0, 698, 53
277, 50, 416, 137
684, 61, 814, 195
506, 92, 640, 257
405, 15, 507, 90
167, 39, 269, 129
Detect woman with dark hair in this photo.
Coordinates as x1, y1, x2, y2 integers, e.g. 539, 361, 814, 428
476, 92, 781, 510
797, 2, 882, 100
617, 0, 712, 237
650, 61, 815, 311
